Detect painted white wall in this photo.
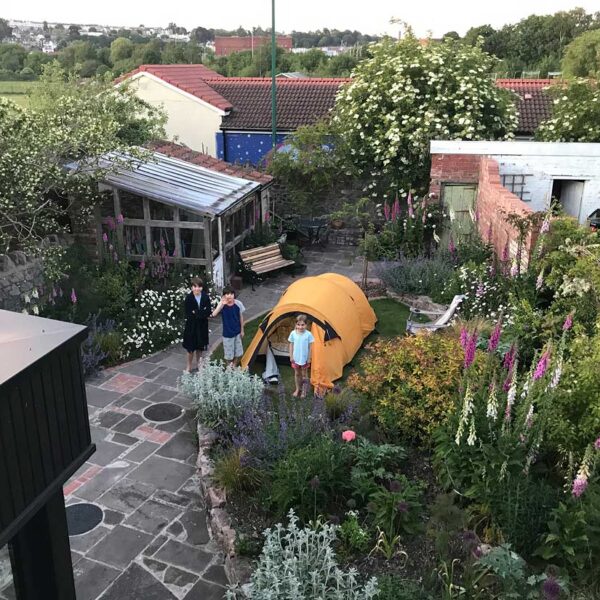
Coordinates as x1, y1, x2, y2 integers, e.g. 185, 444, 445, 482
430, 141, 600, 223
126, 73, 225, 157
212, 253, 224, 288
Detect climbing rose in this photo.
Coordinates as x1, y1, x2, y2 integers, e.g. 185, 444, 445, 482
342, 430, 356, 442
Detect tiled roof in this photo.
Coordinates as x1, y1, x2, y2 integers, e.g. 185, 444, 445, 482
496, 79, 554, 135
147, 140, 273, 185
118, 64, 233, 111
205, 78, 350, 130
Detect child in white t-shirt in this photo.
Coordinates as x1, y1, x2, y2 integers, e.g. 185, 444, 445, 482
288, 314, 315, 398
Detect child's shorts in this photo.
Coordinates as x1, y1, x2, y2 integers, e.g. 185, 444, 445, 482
223, 335, 243, 360
291, 361, 311, 370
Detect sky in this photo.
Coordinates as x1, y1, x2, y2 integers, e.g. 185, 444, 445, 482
4, 0, 600, 38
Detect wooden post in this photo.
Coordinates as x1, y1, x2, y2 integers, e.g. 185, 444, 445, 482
143, 198, 152, 258
204, 217, 213, 280
9, 490, 76, 600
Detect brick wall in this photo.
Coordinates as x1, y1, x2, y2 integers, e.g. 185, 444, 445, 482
476, 157, 537, 267
429, 154, 539, 267
429, 154, 480, 198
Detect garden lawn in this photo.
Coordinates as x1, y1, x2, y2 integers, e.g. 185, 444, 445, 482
0, 81, 38, 107
210, 298, 410, 395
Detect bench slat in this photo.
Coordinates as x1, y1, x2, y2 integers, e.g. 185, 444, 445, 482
239, 243, 294, 276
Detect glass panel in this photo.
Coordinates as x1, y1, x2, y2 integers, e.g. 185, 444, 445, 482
99, 191, 114, 217
245, 201, 255, 230
124, 225, 147, 255
151, 227, 176, 256
234, 209, 243, 237
224, 215, 233, 243
149, 200, 174, 221
180, 229, 205, 259
211, 218, 219, 258
119, 190, 145, 219
180, 208, 203, 222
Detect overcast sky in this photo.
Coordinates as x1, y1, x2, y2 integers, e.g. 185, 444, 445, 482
5, 1, 600, 38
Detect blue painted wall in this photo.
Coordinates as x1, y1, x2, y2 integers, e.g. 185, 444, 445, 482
216, 131, 288, 166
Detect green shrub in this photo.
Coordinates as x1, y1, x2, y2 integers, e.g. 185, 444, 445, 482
270, 435, 352, 521
348, 332, 466, 444
96, 330, 123, 365
213, 447, 262, 493
227, 511, 379, 600
180, 361, 264, 430
376, 576, 431, 600
368, 475, 425, 539
338, 510, 371, 555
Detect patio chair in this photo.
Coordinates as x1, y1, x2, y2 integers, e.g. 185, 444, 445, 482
406, 294, 465, 335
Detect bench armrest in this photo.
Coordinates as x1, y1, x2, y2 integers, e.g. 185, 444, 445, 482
409, 307, 446, 316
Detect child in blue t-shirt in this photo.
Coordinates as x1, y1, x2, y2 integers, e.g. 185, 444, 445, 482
288, 314, 315, 398
211, 286, 245, 367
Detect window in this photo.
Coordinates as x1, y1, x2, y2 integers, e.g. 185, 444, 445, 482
180, 208, 203, 222
119, 190, 145, 219
149, 199, 174, 221
180, 229, 205, 259
501, 174, 530, 201
124, 225, 147, 255
98, 192, 114, 217
245, 200, 256, 230
224, 215, 233, 243
233, 209, 243, 238
211, 218, 219, 258
151, 227, 175, 256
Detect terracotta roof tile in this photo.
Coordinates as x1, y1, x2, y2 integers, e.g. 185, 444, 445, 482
118, 64, 233, 111
496, 79, 554, 135
147, 140, 273, 185
204, 78, 350, 130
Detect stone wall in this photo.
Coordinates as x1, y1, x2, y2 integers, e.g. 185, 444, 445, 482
0, 236, 64, 312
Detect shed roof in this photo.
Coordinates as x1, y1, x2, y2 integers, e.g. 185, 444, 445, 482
100, 151, 260, 217
0, 310, 86, 386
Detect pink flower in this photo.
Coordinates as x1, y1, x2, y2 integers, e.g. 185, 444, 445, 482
562, 313, 573, 331
392, 196, 400, 221
510, 261, 518, 277
70, 288, 77, 304
105, 216, 116, 231
476, 280, 484, 298
572, 474, 588, 497
487, 318, 502, 352
117, 213, 124, 225
102, 232, 108, 243
533, 350, 550, 380
264, 211, 271, 223
540, 218, 550, 234
594, 437, 600, 450
464, 330, 478, 369
139, 260, 145, 270
486, 221, 493, 242
503, 344, 517, 371
342, 430, 356, 442
501, 239, 509, 262
407, 192, 414, 218
383, 202, 391, 221
460, 327, 469, 350
448, 235, 456, 254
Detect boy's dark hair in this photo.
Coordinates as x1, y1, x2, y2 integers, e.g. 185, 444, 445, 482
191, 277, 204, 288
222, 285, 235, 295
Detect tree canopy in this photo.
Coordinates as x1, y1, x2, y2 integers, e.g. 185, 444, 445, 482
332, 34, 517, 198
0, 64, 166, 253
562, 28, 600, 78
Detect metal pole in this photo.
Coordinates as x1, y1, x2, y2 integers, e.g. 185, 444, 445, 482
271, 0, 277, 148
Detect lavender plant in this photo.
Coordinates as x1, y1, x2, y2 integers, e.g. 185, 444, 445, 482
226, 510, 379, 600
180, 361, 264, 430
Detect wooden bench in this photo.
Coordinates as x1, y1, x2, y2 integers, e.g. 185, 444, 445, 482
238, 243, 295, 289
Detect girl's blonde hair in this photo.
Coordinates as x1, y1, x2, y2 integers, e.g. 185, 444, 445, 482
296, 314, 308, 324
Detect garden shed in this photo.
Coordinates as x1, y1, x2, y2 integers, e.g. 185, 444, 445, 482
91, 147, 273, 287
242, 273, 376, 390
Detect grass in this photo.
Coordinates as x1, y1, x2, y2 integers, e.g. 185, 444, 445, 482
0, 81, 38, 107
211, 298, 410, 395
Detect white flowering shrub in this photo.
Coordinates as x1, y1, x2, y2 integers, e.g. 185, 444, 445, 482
227, 511, 379, 600
333, 34, 517, 196
536, 79, 600, 143
180, 361, 264, 429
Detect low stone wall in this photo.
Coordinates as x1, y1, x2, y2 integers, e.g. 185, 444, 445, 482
0, 236, 68, 312
196, 422, 254, 588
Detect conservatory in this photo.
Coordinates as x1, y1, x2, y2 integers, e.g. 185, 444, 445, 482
93, 150, 270, 286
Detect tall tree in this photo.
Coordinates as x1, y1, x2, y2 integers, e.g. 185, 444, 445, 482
562, 29, 600, 78
333, 33, 517, 197
0, 18, 13, 39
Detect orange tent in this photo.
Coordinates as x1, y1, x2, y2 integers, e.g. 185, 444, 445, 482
241, 273, 377, 389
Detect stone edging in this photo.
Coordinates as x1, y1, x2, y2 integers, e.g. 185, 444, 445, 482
196, 421, 254, 588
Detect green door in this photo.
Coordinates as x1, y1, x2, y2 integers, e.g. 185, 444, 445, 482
442, 184, 477, 242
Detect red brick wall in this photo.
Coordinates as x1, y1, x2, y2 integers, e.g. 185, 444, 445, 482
476, 157, 537, 267
429, 154, 539, 267
429, 154, 480, 198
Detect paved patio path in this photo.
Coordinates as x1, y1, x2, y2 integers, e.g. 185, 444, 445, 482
0, 247, 362, 600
